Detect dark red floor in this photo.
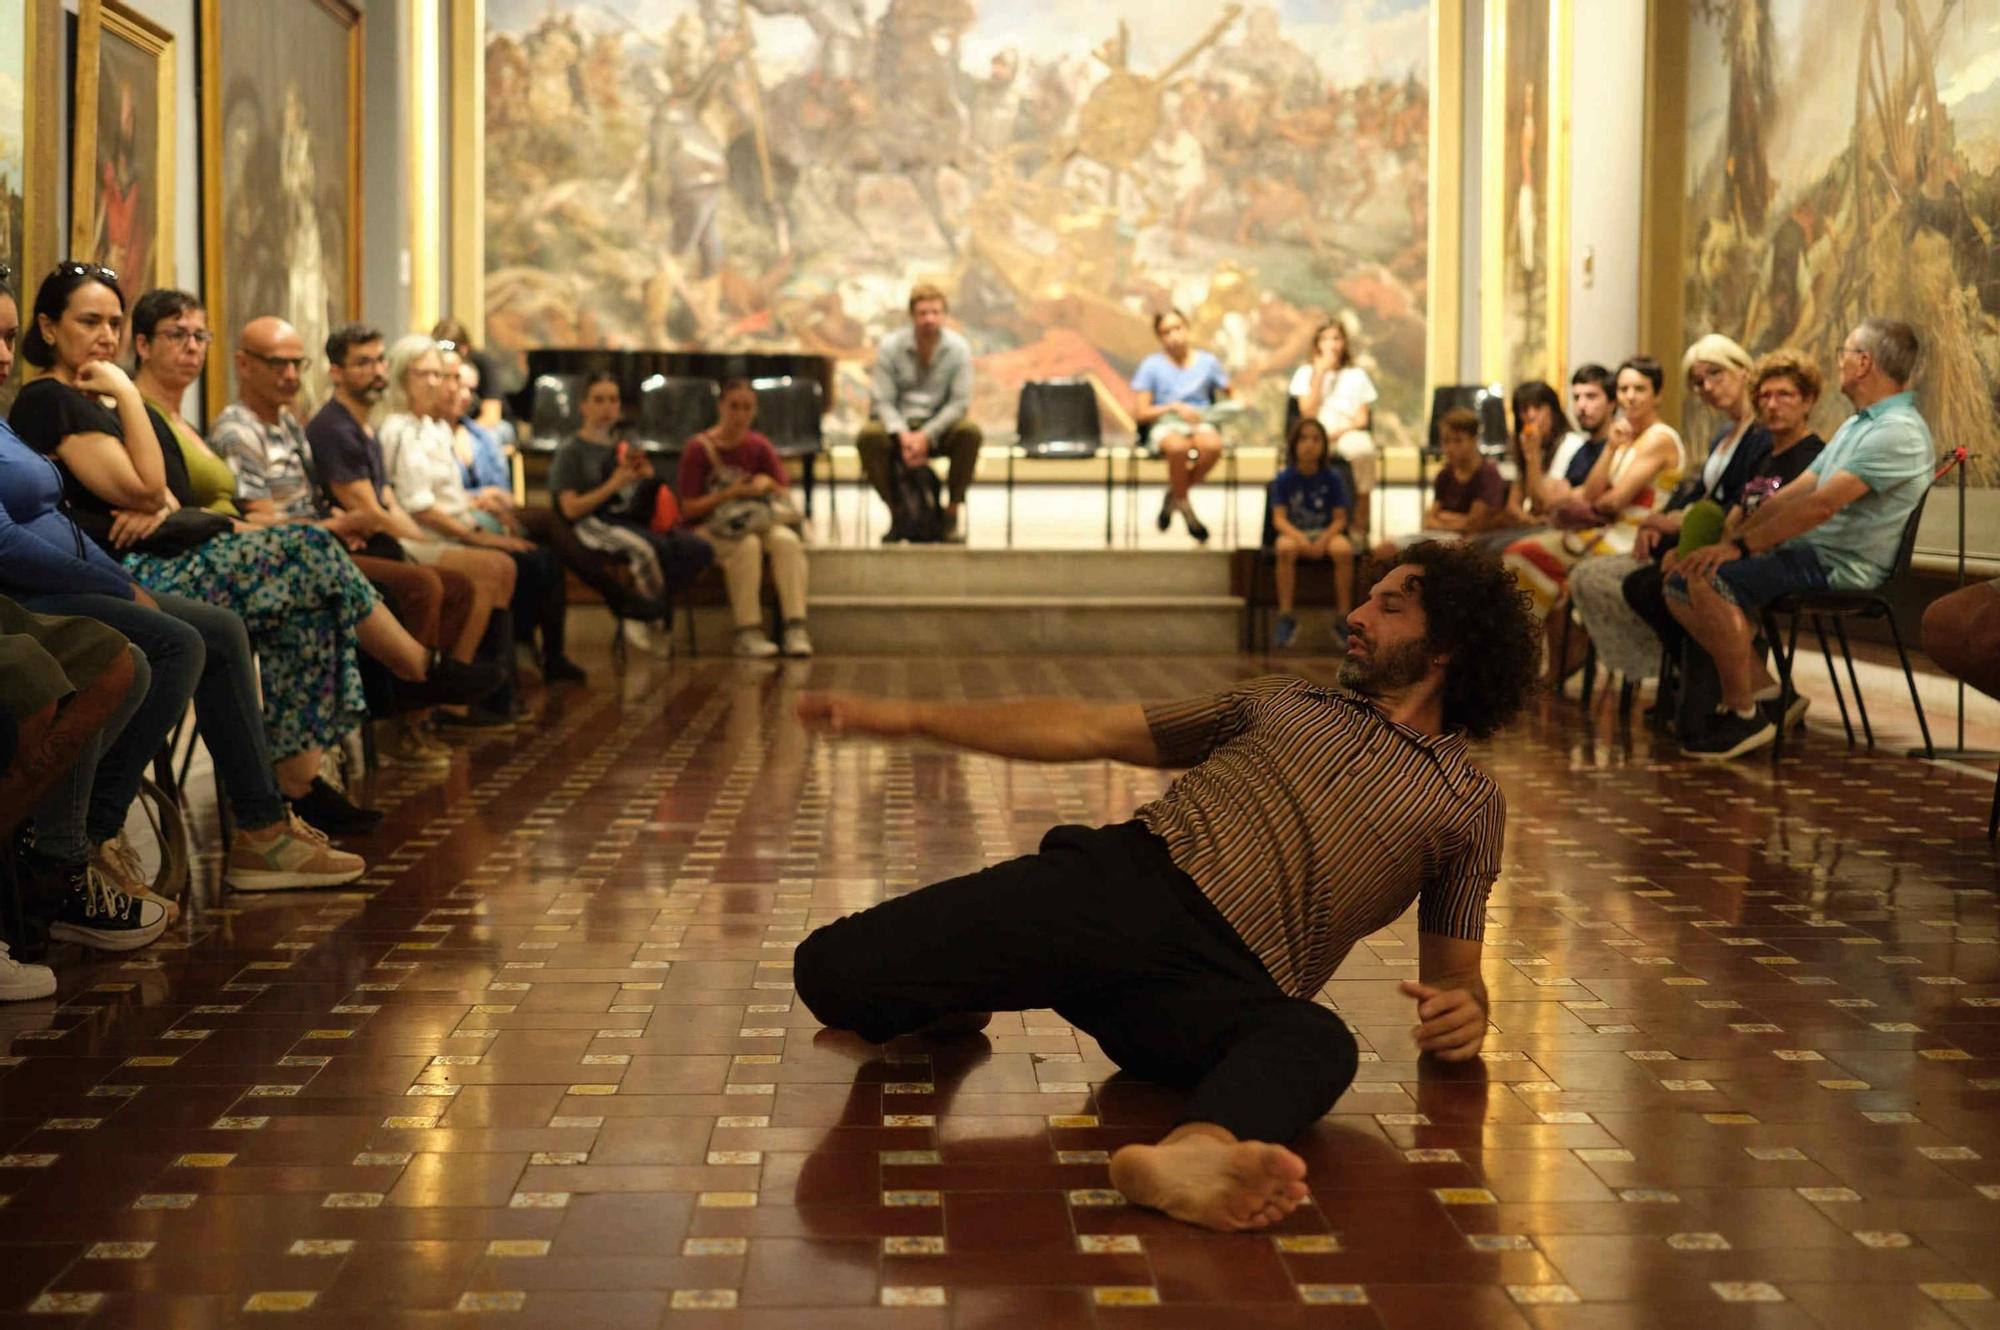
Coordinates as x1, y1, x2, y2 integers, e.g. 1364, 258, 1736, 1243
2, 651, 1997, 1328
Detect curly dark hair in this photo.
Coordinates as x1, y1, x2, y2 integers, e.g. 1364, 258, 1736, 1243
1395, 540, 1541, 739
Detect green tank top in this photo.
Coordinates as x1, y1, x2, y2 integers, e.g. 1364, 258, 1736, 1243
161, 411, 241, 518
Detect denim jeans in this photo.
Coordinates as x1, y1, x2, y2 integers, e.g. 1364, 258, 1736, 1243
29, 644, 148, 862
25, 591, 288, 832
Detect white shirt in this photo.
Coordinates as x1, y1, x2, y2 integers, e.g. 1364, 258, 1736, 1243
379, 413, 474, 522
1701, 422, 1748, 496
1289, 364, 1377, 435
1547, 430, 1590, 482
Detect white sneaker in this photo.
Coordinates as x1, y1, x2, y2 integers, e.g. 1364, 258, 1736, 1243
618, 618, 653, 653
734, 628, 781, 659
781, 624, 814, 658
0, 940, 56, 1002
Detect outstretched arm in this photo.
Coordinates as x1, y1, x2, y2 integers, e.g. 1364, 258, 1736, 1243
796, 692, 1163, 766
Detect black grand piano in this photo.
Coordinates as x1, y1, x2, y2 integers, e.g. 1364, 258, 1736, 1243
510, 348, 837, 516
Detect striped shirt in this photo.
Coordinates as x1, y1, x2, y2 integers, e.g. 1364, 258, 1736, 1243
1136, 676, 1504, 998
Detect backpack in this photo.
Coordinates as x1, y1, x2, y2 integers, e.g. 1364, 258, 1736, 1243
886, 458, 947, 543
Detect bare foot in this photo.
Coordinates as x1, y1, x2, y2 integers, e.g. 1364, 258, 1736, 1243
1109, 1127, 1310, 1232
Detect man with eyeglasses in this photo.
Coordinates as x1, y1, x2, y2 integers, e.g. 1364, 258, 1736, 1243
1667, 318, 1936, 761
212, 318, 498, 769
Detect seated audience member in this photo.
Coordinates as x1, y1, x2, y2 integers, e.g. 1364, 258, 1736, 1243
1466, 380, 1574, 553
432, 316, 508, 433
679, 379, 813, 659
547, 372, 711, 656
857, 283, 981, 543
1529, 365, 1617, 511
3, 265, 363, 893
1667, 318, 1935, 761
1287, 315, 1377, 538
1370, 408, 1507, 560
309, 325, 505, 686
320, 334, 518, 729
1268, 417, 1354, 651
1503, 356, 1685, 679
383, 337, 582, 686
448, 358, 524, 529
210, 316, 503, 767
24, 275, 385, 835
1133, 307, 1230, 543
0, 595, 163, 968
1569, 338, 1795, 690
122, 288, 483, 827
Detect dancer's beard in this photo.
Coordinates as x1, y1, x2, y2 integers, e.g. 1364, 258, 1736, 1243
1336, 634, 1432, 696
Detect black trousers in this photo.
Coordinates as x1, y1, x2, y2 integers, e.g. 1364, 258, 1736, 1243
794, 821, 1359, 1144
506, 545, 568, 665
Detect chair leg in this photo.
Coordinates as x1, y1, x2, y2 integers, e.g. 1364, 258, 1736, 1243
1767, 610, 1801, 762
1580, 639, 1598, 708
1006, 446, 1015, 549
1830, 618, 1873, 748
1883, 610, 1934, 758
1104, 451, 1114, 548
1813, 613, 1855, 747
1988, 765, 1999, 842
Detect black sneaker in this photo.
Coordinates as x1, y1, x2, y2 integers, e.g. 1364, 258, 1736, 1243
543, 657, 588, 685
49, 865, 168, 952
1157, 493, 1174, 532
1684, 709, 1776, 762
1185, 511, 1211, 543
394, 657, 506, 710
288, 778, 385, 837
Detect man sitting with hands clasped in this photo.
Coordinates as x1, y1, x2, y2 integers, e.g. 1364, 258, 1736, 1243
791, 541, 1539, 1233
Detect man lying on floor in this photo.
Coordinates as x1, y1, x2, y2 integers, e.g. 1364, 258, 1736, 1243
792, 541, 1540, 1233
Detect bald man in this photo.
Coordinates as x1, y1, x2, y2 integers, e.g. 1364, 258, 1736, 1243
209, 317, 492, 765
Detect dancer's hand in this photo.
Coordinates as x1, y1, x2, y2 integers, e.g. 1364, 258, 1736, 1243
795, 692, 914, 738
1399, 980, 1486, 1061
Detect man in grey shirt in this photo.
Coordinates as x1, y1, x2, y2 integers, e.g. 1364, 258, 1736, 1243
857, 283, 981, 542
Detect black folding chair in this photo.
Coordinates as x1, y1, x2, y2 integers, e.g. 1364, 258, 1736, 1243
1011, 379, 1102, 547
635, 375, 718, 452
1763, 456, 1954, 761
749, 376, 831, 522
528, 373, 586, 449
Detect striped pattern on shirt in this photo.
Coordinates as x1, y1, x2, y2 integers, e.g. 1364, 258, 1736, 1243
1136, 676, 1505, 999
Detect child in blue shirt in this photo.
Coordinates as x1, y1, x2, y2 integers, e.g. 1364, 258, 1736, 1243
1269, 418, 1354, 649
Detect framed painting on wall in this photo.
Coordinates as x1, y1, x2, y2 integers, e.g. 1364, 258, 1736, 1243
1481, 0, 1570, 390
199, 0, 364, 413
70, 0, 174, 308
2, 0, 61, 407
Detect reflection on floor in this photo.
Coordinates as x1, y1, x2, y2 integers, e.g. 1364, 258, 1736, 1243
3, 645, 1997, 1328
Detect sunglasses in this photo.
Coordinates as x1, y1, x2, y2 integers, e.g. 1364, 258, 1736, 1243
53, 259, 120, 285
0, 261, 11, 285
247, 352, 311, 372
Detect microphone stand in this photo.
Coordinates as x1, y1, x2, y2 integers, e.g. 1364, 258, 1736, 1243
1910, 445, 1997, 760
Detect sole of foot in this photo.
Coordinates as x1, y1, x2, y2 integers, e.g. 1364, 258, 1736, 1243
1108, 1133, 1310, 1232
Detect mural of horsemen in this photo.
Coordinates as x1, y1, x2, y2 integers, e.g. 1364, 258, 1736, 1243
484, 0, 1435, 442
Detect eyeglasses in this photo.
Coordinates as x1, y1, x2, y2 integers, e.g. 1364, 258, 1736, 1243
52, 259, 119, 284
247, 352, 309, 372
154, 327, 214, 349
1755, 387, 1803, 403
435, 339, 461, 354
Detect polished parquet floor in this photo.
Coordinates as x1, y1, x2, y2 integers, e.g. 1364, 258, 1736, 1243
3, 641, 1999, 1329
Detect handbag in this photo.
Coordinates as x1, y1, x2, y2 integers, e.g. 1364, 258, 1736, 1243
696, 433, 802, 540
127, 508, 233, 557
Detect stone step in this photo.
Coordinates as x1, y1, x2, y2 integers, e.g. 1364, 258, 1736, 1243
688, 594, 1243, 655
803, 546, 1233, 598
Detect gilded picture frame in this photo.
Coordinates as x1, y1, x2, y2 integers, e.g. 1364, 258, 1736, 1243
198, 0, 365, 414
1, 0, 60, 408
1480, 0, 1570, 389
70, 0, 175, 305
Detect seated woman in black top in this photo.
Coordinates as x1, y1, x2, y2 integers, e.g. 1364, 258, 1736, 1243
9, 267, 487, 837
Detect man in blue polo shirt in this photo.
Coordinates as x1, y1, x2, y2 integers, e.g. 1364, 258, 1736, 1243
1666, 317, 1935, 761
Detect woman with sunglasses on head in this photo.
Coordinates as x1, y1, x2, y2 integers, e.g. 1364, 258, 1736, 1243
123, 287, 496, 826
10, 267, 475, 846
0, 264, 362, 898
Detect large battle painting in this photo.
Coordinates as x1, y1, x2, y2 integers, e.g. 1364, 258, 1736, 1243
202, 0, 359, 412
484, 0, 1434, 444
1683, 0, 2000, 477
